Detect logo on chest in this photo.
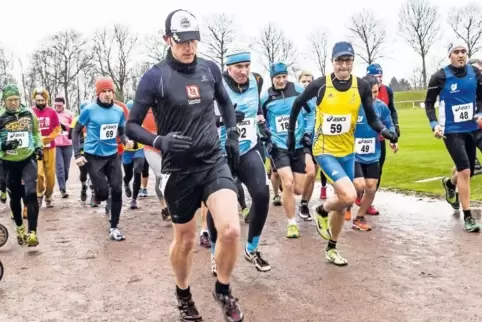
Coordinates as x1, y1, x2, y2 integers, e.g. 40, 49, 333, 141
186, 85, 201, 105
450, 83, 459, 94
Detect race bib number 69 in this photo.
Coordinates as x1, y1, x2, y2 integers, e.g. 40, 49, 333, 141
322, 114, 351, 135
100, 124, 118, 140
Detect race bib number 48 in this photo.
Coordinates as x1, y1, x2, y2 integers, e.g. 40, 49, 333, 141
452, 103, 473, 123
238, 118, 256, 140
7, 131, 29, 148
355, 137, 375, 154
322, 114, 351, 135
100, 124, 118, 140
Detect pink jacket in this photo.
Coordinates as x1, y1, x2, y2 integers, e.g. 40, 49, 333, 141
55, 110, 73, 147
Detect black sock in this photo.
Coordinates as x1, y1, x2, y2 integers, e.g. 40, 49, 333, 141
446, 179, 456, 190
463, 210, 472, 221
327, 239, 337, 251
215, 280, 230, 295
176, 285, 191, 298
316, 204, 328, 217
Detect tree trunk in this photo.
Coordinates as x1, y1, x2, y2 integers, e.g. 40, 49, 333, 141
421, 53, 427, 88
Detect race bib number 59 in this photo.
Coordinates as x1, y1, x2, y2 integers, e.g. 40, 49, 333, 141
322, 114, 351, 135
355, 137, 375, 154
7, 132, 29, 148
452, 103, 473, 123
100, 124, 118, 140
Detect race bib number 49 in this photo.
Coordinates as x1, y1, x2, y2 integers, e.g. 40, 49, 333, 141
7, 131, 29, 148
452, 103, 473, 123
238, 118, 256, 141
100, 124, 118, 140
355, 137, 375, 154
322, 114, 351, 135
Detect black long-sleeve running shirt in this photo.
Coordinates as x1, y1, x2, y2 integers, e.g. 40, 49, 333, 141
126, 50, 237, 173
425, 64, 482, 125
289, 73, 385, 134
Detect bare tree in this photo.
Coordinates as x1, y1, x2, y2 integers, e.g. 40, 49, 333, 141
18, 58, 35, 105
398, 0, 440, 88
144, 30, 169, 64
254, 23, 298, 71
50, 29, 92, 109
308, 28, 329, 76
92, 24, 138, 101
347, 9, 386, 64
28, 48, 61, 105
0, 48, 16, 88
409, 67, 424, 90
202, 13, 237, 68
447, 3, 482, 57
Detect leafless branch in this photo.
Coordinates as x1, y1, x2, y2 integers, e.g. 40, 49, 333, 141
308, 28, 329, 76
447, 3, 482, 57
348, 9, 386, 64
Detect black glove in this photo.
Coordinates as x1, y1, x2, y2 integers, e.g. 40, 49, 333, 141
215, 115, 222, 127
60, 123, 67, 132
395, 125, 400, 137
153, 132, 193, 153
225, 128, 240, 173
300, 133, 312, 148
286, 130, 296, 154
35, 147, 43, 160
1, 140, 19, 151
380, 128, 398, 144
258, 121, 271, 142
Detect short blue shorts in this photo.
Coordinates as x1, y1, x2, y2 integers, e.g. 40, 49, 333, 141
315, 153, 355, 183
122, 149, 145, 164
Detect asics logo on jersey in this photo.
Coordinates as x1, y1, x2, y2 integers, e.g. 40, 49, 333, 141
239, 119, 251, 126
101, 124, 117, 131
326, 116, 347, 122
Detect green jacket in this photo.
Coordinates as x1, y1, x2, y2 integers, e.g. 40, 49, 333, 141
0, 105, 43, 161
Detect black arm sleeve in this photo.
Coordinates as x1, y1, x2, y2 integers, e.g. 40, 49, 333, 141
68, 128, 73, 140
72, 122, 84, 158
117, 126, 127, 145
126, 68, 160, 146
359, 79, 385, 133
386, 86, 399, 125
289, 77, 324, 132
210, 61, 236, 129
424, 68, 445, 124
474, 66, 482, 114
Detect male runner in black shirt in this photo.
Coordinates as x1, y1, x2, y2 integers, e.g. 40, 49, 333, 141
126, 9, 244, 322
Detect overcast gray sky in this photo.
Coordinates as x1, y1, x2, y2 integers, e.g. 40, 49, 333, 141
1, 0, 480, 86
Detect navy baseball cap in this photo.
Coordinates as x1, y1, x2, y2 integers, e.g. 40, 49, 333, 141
332, 41, 355, 59
165, 9, 200, 43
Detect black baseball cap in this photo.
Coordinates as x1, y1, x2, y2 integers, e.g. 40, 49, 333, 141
165, 9, 201, 43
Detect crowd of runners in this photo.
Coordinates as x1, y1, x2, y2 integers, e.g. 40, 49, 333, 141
1, 8, 482, 322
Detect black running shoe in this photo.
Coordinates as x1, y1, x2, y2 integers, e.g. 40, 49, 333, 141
177, 294, 203, 321
213, 290, 244, 322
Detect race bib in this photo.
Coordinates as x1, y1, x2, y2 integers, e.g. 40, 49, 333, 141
322, 114, 351, 135
237, 118, 256, 141
7, 131, 29, 148
275, 115, 297, 133
99, 124, 118, 140
452, 103, 473, 123
355, 138, 375, 154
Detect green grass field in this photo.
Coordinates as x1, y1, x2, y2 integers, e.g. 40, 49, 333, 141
380, 108, 482, 200
393, 90, 426, 109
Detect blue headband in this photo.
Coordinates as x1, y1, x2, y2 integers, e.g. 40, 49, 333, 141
226, 52, 251, 66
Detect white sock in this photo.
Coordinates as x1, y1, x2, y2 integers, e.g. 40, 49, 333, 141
288, 218, 297, 225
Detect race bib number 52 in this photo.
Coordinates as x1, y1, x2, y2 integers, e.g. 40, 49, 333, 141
322, 114, 351, 135
452, 103, 473, 123
7, 131, 29, 148
100, 124, 118, 140
355, 138, 375, 154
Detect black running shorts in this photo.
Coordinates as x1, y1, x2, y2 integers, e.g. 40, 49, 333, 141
355, 161, 380, 179
443, 132, 476, 174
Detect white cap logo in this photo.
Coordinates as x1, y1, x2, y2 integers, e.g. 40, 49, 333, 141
180, 17, 191, 29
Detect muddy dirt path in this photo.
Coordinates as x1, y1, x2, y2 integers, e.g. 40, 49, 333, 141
1, 163, 482, 322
